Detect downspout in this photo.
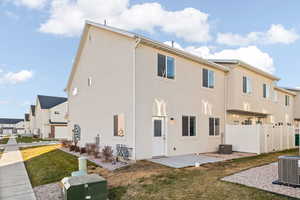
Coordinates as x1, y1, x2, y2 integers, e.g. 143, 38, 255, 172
223, 71, 228, 144
133, 37, 141, 160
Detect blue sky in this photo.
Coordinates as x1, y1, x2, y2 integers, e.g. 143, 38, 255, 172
1, 0, 300, 118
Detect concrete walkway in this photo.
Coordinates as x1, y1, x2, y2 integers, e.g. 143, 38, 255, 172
0, 137, 36, 200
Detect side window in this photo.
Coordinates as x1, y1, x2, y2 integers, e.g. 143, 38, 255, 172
113, 114, 125, 137
157, 54, 175, 79
182, 116, 196, 136
209, 117, 220, 136
285, 95, 290, 106
243, 76, 251, 94
263, 83, 270, 98
88, 77, 92, 87
202, 68, 214, 88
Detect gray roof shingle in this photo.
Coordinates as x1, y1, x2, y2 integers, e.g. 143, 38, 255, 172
0, 118, 24, 124
37, 95, 67, 109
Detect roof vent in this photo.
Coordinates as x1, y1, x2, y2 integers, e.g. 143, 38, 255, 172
171, 40, 174, 48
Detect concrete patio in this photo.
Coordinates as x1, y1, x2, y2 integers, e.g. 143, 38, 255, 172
148, 154, 226, 168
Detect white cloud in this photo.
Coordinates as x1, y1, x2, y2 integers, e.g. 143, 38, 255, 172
0, 70, 33, 84
39, 0, 211, 42
6, 0, 48, 9
164, 41, 275, 74
217, 24, 299, 46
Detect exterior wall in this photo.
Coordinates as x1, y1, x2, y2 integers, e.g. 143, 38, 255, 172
293, 91, 300, 120
35, 100, 50, 138
24, 121, 30, 133
67, 26, 135, 150
49, 102, 69, 139
50, 102, 68, 123
29, 111, 36, 134
226, 64, 276, 116
135, 45, 226, 159
272, 89, 294, 125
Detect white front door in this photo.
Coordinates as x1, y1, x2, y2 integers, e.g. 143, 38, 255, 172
152, 117, 166, 157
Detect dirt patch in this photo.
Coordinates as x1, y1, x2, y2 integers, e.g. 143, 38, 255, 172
88, 160, 170, 187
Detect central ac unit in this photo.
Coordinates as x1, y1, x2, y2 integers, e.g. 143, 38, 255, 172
277, 156, 300, 186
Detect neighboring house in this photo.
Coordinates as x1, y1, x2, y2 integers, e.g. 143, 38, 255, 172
35, 95, 68, 139
0, 118, 24, 135
24, 113, 30, 134
65, 21, 300, 159
29, 105, 36, 134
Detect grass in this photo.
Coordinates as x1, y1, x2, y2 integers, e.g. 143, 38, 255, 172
16, 136, 56, 143
21, 145, 96, 187
21, 145, 299, 200
0, 137, 9, 144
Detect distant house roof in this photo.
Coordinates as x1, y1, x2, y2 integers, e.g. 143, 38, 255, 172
0, 118, 24, 124
31, 105, 36, 116
25, 114, 30, 121
37, 95, 67, 109
209, 59, 280, 81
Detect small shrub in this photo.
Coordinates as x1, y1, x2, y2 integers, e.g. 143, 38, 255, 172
69, 145, 76, 151
80, 147, 86, 154
75, 146, 80, 152
102, 146, 113, 162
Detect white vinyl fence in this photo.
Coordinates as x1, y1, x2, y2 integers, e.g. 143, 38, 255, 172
225, 125, 296, 154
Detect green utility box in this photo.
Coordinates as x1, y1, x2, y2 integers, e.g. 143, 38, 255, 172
295, 134, 299, 146
61, 174, 107, 200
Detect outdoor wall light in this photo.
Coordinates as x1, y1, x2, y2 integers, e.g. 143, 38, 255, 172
170, 117, 175, 124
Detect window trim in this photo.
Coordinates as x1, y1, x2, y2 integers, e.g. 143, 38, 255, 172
182, 115, 197, 137
157, 53, 176, 80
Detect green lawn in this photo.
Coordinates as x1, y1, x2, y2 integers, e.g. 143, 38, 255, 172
21, 145, 96, 187
21, 145, 299, 200
16, 136, 56, 143
0, 137, 9, 144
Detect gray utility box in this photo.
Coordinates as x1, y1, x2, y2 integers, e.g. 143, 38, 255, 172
61, 174, 107, 200
219, 144, 232, 154
278, 156, 300, 186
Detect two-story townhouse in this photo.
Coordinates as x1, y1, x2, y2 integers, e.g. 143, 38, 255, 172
35, 95, 68, 139
29, 105, 36, 134
0, 118, 24, 135
24, 113, 30, 134
65, 21, 229, 160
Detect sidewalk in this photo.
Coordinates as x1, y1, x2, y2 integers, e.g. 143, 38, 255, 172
0, 137, 36, 200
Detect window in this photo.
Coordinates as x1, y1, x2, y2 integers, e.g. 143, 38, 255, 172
88, 77, 92, 86
113, 114, 125, 137
182, 116, 196, 136
263, 83, 270, 98
285, 95, 290, 106
157, 54, 175, 79
202, 68, 214, 88
242, 76, 252, 94
209, 118, 220, 136
154, 120, 162, 137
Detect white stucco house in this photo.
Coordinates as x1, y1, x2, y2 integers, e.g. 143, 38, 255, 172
35, 95, 69, 139
65, 21, 300, 160
0, 118, 24, 135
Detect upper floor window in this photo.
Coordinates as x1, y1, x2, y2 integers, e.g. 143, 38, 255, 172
182, 116, 196, 136
285, 95, 290, 106
242, 76, 252, 94
157, 54, 175, 79
202, 68, 214, 88
263, 83, 270, 98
